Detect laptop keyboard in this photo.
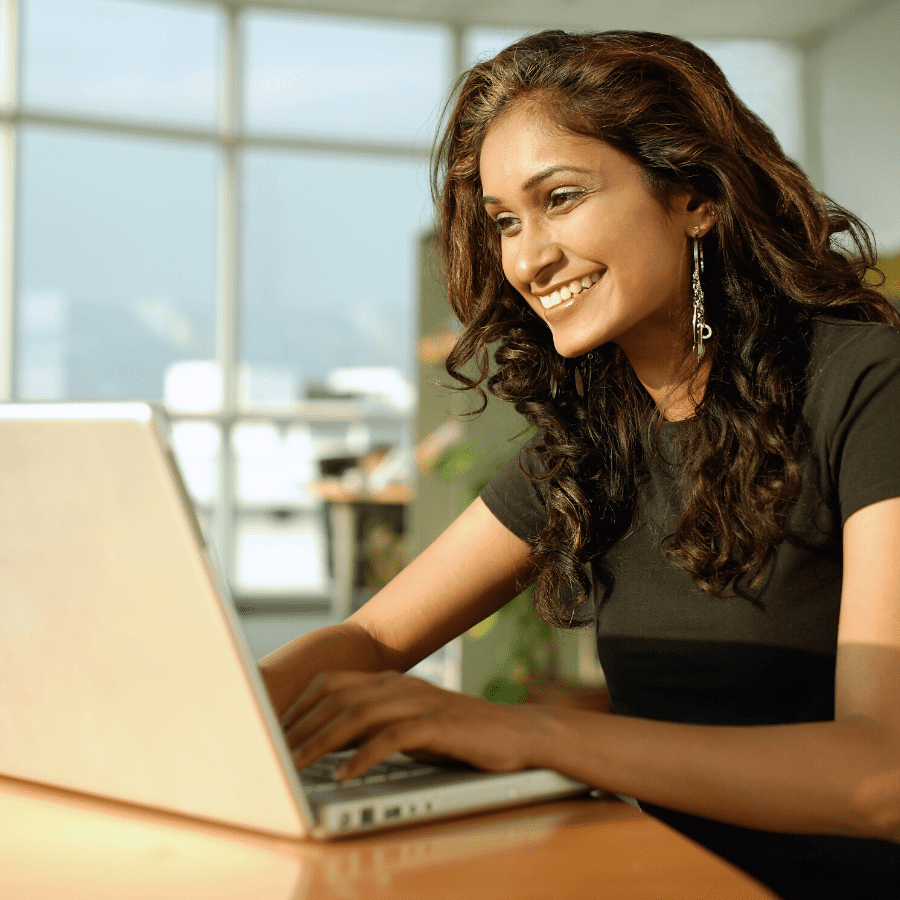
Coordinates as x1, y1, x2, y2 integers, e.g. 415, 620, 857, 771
299, 751, 443, 795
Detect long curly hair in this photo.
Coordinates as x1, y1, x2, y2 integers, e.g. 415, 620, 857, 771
431, 30, 899, 627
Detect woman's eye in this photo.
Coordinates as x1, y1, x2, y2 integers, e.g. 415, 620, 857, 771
549, 189, 584, 209
495, 215, 520, 235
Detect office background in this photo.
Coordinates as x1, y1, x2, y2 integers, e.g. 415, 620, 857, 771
0, 0, 897, 690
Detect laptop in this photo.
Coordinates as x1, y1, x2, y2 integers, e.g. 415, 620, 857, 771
0, 402, 589, 839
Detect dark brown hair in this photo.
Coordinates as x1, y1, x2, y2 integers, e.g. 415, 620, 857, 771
431, 30, 899, 626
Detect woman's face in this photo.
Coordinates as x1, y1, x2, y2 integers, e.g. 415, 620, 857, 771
479, 104, 711, 364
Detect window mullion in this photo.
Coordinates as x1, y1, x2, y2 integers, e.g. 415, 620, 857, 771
0, 0, 20, 400
214, 3, 242, 583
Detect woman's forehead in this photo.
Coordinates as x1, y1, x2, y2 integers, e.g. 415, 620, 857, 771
479, 108, 615, 193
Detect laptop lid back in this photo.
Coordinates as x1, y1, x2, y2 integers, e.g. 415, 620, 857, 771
0, 403, 309, 837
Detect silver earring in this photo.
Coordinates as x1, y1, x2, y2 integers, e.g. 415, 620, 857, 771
575, 350, 594, 398
692, 226, 712, 361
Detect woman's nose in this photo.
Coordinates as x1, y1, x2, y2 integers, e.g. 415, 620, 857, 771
513, 223, 562, 286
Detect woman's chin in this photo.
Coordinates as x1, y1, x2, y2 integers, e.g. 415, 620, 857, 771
551, 335, 607, 359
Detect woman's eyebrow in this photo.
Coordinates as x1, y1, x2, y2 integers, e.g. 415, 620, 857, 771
482, 165, 593, 206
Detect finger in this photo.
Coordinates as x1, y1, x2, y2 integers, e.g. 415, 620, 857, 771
291, 693, 432, 769
280, 670, 389, 733
404, 748, 472, 767
336, 700, 538, 778
334, 719, 446, 781
280, 671, 364, 731
283, 671, 405, 750
291, 692, 427, 768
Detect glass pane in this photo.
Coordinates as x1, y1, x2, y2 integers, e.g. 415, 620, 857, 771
694, 40, 804, 163
0, 4, 9, 104
233, 423, 317, 506
21, 0, 221, 127
16, 126, 217, 401
235, 512, 331, 596
170, 421, 220, 506
241, 148, 428, 405
244, 11, 451, 145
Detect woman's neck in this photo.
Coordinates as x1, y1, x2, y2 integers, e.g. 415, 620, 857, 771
627, 347, 709, 422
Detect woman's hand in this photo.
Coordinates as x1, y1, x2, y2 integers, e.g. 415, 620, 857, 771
284, 670, 553, 781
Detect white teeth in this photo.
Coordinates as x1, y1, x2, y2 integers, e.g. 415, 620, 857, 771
537, 272, 601, 309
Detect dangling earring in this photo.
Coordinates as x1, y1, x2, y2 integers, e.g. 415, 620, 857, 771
573, 367, 584, 398
692, 226, 712, 361
575, 350, 595, 398
550, 355, 565, 399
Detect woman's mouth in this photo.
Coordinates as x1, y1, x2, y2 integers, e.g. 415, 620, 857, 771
539, 271, 602, 309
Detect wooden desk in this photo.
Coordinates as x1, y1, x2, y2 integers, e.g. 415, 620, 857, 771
0, 776, 777, 899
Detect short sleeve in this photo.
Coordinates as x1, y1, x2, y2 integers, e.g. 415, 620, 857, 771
807, 320, 900, 524
480, 436, 548, 544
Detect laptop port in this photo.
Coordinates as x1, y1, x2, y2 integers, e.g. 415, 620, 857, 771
361, 807, 375, 826
384, 806, 401, 820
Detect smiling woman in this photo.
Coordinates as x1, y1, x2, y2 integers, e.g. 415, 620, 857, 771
261, 30, 900, 899
435, 30, 893, 624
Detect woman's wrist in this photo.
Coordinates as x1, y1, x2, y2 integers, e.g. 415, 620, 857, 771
520, 703, 613, 779
258, 620, 387, 717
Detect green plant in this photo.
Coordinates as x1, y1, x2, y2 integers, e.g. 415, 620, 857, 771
471, 586, 558, 704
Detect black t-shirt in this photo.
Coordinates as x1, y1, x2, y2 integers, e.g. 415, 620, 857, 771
480, 317, 900, 898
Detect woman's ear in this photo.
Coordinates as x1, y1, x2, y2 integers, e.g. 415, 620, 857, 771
697, 200, 718, 237
671, 190, 717, 238
685, 197, 717, 239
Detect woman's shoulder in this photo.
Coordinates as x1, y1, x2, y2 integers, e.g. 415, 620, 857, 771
800, 315, 900, 522
802, 314, 900, 433
807, 314, 900, 367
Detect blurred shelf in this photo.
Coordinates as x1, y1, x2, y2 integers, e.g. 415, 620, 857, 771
312, 480, 414, 505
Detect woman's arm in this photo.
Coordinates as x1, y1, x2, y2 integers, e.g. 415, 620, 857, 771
286, 497, 900, 843
259, 497, 536, 717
